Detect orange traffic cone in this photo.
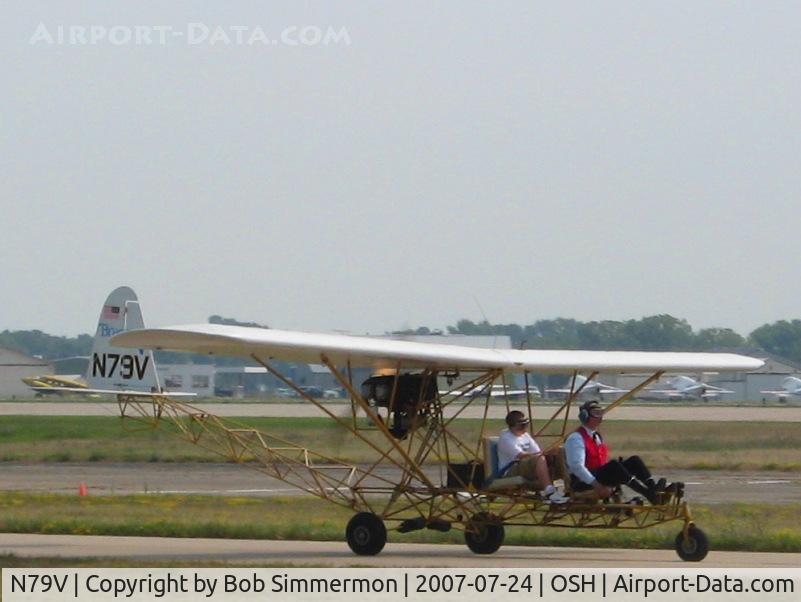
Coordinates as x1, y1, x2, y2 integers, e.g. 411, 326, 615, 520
78, 483, 88, 497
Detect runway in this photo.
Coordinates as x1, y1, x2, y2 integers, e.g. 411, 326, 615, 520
4, 463, 800, 504
1, 533, 800, 567
1, 402, 800, 421
2, 402, 798, 568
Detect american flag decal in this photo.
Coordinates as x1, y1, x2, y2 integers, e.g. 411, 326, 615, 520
102, 305, 122, 320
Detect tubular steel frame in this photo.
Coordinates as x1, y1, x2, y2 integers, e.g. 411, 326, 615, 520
116, 363, 695, 539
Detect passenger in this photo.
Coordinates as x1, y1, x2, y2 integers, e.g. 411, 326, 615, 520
498, 410, 568, 503
565, 400, 678, 504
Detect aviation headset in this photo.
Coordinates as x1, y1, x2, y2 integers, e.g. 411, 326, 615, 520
578, 401, 603, 424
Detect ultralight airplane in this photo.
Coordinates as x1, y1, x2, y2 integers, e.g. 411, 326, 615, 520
104, 288, 762, 562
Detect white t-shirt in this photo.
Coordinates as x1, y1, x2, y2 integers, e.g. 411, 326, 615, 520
497, 429, 542, 471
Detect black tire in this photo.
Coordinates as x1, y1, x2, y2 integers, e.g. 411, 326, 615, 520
346, 512, 387, 556
675, 525, 709, 562
464, 513, 505, 555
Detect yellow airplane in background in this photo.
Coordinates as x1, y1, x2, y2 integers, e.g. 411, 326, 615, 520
22, 374, 89, 395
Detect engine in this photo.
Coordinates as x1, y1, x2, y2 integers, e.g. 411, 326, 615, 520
360, 373, 437, 439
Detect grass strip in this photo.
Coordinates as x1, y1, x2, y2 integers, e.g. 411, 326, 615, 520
1, 492, 800, 553
0, 555, 324, 568
1, 416, 800, 470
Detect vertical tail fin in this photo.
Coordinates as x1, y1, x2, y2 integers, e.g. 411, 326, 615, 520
86, 286, 160, 392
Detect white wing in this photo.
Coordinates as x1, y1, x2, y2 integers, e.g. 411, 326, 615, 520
597, 387, 628, 395
546, 383, 625, 395
487, 388, 533, 397
29, 386, 195, 397
702, 385, 733, 393
112, 324, 764, 373
440, 387, 535, 398
760, 389, 799, 397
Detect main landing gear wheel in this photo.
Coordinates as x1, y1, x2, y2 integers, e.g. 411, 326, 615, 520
675, 525, 709, 562
346, 512, 387, 556
464, 513, 505, 555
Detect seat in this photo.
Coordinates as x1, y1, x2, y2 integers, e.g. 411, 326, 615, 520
481, 436, 529, 491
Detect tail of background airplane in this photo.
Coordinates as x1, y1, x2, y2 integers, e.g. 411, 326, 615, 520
86, 286, 161, 393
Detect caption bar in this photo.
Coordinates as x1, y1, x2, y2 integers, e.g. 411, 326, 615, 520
3, 568, 799, 601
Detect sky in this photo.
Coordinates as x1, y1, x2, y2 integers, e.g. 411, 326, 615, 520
2, 2, 801, 337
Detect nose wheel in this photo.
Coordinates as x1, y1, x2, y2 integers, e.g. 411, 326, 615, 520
675, 525, 709, 561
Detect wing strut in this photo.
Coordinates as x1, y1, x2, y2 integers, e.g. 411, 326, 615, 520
534, 370, 598, 441
319, 354, 437, 491
603, 371, 665, 415
252, 353, 433, 488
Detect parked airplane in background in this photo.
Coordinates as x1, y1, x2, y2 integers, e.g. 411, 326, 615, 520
546, 374, 626, 400
21, 374, 88, 394
440, 383, 540, 400
761, 376, 801, 401
643, 375, 732, 400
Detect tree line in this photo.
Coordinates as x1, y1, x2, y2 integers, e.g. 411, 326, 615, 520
402, 315, 801, 361
3, 314, 801, 363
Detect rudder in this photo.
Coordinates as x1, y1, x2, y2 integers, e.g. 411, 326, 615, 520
86, 286, 160, 393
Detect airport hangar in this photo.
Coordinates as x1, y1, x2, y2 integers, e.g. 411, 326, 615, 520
0, 347, 53, 397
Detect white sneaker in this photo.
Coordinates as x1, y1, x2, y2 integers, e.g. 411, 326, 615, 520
543, 486, 569, 504
546, 490, 569, 504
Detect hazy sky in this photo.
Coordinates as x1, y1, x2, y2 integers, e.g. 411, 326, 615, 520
3, 2, 801, 337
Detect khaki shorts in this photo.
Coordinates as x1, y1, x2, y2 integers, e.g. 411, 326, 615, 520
504, 456, 544, 487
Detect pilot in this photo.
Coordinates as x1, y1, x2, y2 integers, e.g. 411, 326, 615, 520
498, 411, 568, 503
565, 400, 677, 503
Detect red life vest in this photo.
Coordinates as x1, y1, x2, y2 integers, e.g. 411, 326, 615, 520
576, 427, 609, 471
